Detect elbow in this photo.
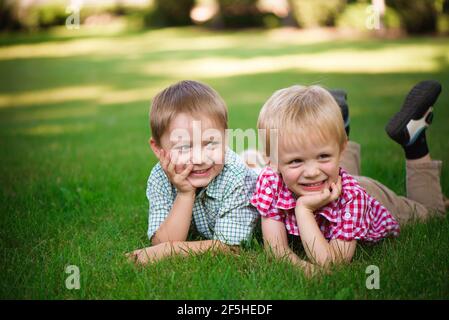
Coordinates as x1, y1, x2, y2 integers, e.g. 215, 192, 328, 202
150, 236, 160, 246
151, 230, 187, 246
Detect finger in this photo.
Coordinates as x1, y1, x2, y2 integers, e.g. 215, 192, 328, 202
330, 182, 341, 201
332, 177, 342, 199
321, 187, 331, 200
126, 251, 137, 263
323, 188, 336, 204
139, 248, 153, 265
329, 184, 338, 201
173, 150, 188, 173
335, 176, 342, 190
167, 151, 177, 174
309, 190, 329, 206
136, 252, 147, 265
160, 150, 169, 171
179, 163, 194, 179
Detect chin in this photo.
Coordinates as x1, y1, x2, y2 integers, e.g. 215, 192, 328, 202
189, 178, 212, 188
187, 173, 217, 188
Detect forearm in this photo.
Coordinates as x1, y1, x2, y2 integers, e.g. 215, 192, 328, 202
148, 240, 231, 262
264, 235, 314, 276
273, 243, 312, 270
261, 216, 314, 276
152, 192, 195, 245
296, 208, 333, 267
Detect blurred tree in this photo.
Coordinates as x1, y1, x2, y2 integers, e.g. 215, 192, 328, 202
0, 0, 21, 31
150, 0, 195, 26
436, 0, 449, 33
216, 0, 264, 28
444, 0, 449, 13
386, 0, 437, 33
337, 0, 400, 31
288, 0, 347, 28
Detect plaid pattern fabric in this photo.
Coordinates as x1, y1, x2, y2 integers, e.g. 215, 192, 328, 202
250, 166, 400, 242
146, 149, 259, 245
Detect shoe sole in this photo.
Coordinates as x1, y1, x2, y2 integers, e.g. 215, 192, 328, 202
385, 80, 441, 146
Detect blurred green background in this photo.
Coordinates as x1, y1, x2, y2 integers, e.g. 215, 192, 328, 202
1, 0, 449, 33
1, 0, 448, 299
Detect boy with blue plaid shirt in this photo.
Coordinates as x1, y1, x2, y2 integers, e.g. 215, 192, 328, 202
128, 80, 259, 264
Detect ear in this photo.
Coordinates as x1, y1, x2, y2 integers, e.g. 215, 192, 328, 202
149, 137, 162, 159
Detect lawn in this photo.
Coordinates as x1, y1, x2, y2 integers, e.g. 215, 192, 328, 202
0, 27, 448, 299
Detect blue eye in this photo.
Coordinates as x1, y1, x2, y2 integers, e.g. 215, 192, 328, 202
319, 154, 331, 160
176, 145, 191, 152
206, 141, 219, 149
289, 159, 303, 165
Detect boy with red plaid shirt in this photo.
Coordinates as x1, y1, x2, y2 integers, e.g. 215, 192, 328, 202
250, 81, 447, 273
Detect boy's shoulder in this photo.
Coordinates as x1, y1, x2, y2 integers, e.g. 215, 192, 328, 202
222, 148, 258, 180
208, 149, 258, 195
339, 168, 371, 204
147, 162, 172, 191
148, 162, 166, 180
224, 148, 257, 176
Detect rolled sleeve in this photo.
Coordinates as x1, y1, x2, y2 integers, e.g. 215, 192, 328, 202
146, 165, 174, 241
213, 208, 258, 245
213, 175, 259, 245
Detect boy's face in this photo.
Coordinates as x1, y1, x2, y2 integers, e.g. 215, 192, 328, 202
155, 113, 226, 188
276, 134, 344, 197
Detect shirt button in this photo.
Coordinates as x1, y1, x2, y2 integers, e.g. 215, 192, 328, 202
344, 212, 351, 219
265, 187, 272, 195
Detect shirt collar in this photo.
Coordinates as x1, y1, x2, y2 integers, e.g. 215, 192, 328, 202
200, 148, 246, 199
274, 176, 297, 210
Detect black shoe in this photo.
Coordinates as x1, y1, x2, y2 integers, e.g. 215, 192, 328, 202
329, 89, 350, 136
385, 80, 441, 147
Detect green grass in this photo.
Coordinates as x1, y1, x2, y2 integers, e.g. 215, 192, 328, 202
1, 27, 448, 299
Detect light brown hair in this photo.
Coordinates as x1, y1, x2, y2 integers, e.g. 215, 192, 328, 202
150, 80, 228, 145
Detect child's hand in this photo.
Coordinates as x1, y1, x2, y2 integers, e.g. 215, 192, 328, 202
126, 247, 156, 265
297, 177, 342, 213
159, 149, 195, 194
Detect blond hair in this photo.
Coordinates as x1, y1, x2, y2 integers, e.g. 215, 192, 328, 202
150, 80, 228, 145
258, 85, 347, 158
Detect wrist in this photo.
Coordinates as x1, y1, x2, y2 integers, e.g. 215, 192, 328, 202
295, 204, 313, 218
177, 190, 196, 200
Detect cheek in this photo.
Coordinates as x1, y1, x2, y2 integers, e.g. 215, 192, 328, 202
320, 162, 340, 178
279, 167, 299, 185
212, 163, 224, 175
205, 146, 225, 164
175, 151, 191, 165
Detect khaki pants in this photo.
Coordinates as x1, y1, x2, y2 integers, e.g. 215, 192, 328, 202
340, 141, 446, 225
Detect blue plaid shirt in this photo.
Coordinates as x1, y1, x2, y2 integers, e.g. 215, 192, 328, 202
146, 149, 259, 245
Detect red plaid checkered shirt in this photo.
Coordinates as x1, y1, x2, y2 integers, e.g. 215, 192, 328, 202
250, 166, 400, 242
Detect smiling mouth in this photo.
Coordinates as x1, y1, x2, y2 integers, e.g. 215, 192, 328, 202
190, 167, 212, 176
299, 180, 327, 190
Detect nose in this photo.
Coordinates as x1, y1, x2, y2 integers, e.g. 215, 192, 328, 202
191, 145, 203, 164
302, 162, 320, 178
